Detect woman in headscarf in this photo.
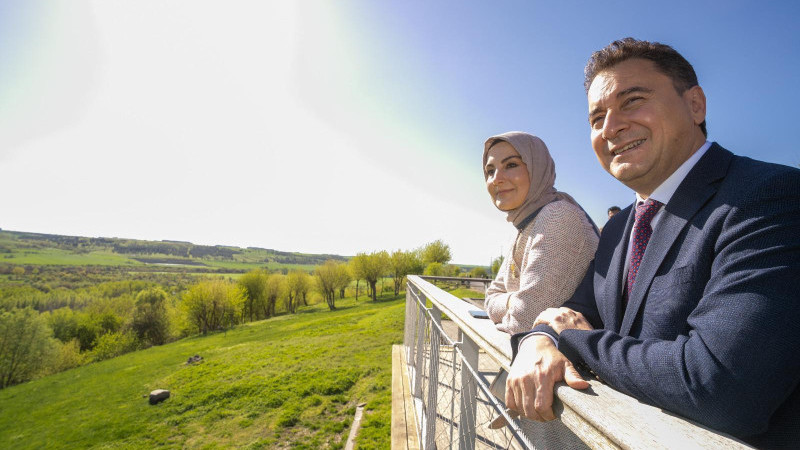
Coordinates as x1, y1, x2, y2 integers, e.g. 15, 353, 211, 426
482, 132, 599, 450
483, 131, 599, 335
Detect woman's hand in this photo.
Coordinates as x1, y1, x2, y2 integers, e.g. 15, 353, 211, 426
533, 307, 593, 334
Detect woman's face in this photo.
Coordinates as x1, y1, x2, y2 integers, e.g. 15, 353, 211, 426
485, 141, 530, 211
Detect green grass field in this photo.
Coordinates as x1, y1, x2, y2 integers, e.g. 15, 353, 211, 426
0, 230, 338, 274
0, 248, 139, 266
0, 295, 404, 449
0, 248, 318, 273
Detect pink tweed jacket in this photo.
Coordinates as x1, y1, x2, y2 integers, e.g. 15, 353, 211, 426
485, 200, 598, 335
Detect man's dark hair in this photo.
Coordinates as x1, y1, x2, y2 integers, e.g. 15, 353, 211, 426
584, 37, 707, 137
608, 206, 621, 214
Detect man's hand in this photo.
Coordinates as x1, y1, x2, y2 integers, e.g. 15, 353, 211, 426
533, 307, 594, 334
505, 335, 589, 421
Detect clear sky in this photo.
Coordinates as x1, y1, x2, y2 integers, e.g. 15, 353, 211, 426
1, 1, 798, 265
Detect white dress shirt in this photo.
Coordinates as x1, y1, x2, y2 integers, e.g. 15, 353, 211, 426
622, 140, 712, 275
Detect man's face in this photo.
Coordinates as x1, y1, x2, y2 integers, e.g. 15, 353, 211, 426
587, 58, 706, 197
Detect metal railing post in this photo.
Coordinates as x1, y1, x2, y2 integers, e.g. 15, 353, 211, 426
425, 312, 441, 450
413, 295, 426, 400
458, 330, 479, 450
405, 285, 415, 365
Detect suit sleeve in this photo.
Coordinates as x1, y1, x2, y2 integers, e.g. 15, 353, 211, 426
557, 171, 800, 438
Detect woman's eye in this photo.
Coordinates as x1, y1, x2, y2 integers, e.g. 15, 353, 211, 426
506, 162, 518, 169
486, 168, 495, 177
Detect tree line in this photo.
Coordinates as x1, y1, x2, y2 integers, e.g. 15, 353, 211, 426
0, 239, 490, 389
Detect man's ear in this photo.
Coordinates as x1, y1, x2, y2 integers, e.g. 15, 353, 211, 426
685, 85, 706, 126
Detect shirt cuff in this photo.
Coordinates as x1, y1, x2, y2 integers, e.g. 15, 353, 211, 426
520, 331, 558, 349
530, 324, 559, 344
509, 325, 559, 362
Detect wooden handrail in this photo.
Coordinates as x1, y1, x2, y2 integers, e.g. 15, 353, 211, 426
406, 275, 753, 449
418, 275, 493, 284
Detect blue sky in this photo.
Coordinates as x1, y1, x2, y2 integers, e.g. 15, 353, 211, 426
1, 1, 798, 265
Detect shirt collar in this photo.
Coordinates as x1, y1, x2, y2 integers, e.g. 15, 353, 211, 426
635, 140, 712, 205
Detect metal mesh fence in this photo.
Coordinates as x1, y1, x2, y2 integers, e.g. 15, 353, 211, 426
404, 283, 533, 449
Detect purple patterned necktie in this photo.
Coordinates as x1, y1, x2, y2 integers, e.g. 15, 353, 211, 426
626, 199, 663, 295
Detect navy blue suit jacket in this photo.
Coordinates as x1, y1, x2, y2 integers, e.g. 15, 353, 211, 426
530, 143, 800, 448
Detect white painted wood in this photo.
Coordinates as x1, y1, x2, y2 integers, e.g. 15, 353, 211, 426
412, 289, 425, 400
458, 332, 479, 450
424, 323, 440, 449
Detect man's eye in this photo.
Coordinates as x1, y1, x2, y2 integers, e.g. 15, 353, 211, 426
623, 96, 643, 107
591, 116, 604, 129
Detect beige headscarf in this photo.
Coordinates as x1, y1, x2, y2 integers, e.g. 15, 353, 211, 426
483, 131, 581, 229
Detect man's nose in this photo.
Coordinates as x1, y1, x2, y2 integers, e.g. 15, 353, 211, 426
602, 109, 627, 140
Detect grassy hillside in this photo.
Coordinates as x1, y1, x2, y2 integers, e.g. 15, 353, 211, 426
0, 295, 404, 449
0, 230, 348, 273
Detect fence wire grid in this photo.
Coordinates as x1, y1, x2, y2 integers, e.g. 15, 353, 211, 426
404, 283, 533, 450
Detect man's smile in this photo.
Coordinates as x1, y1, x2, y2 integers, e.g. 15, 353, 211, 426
611, 138, 646, 156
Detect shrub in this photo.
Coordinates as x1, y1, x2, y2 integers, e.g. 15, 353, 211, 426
423, 262, 443, 277
132, 287, 170, 346
469, 266, 489, 278
181, 279, 245, 334
47, 339, 87, 373
91, 331, 138, 362
0, 308, 57, 388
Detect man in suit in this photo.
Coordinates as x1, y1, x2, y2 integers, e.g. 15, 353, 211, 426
504, 38, 800, 448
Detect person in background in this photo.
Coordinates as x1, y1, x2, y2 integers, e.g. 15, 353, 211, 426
607, 206, 621, 218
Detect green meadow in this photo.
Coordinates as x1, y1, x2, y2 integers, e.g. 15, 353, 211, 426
0, 295, 404, 449
0, 230, 333, 273
0, 248, 138, 266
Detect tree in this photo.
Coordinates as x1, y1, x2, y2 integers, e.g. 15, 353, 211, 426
470, 266, 489, 278
297, 272, 311, 306
491, 255, 504, 277
181, 279, 245, 335
264, 274, 285, 318
286, 270, 311, 314
420, 240, 452, 265
238, 270, 268, 321
45, 307, 79, 344
442, 264, 460, 277
335, 264, 352, 299
91, 331, 137, 362
0, 308, 56, 388
315, 260, 342, 310
74, 315, 101, 351
362, 251, 389, 301
424, 262, 444, 277
349, 253, 368, 300
131, 287, 170, 346
389, 249, 421, 295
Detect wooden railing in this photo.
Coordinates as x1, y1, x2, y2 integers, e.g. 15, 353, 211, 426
399, 275, 753, 449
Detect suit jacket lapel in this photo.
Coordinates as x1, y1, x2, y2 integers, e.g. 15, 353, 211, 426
619, 144, 733, 336
606, 206, 635, 331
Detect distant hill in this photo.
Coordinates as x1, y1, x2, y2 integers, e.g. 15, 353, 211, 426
0, 229, 348, 272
